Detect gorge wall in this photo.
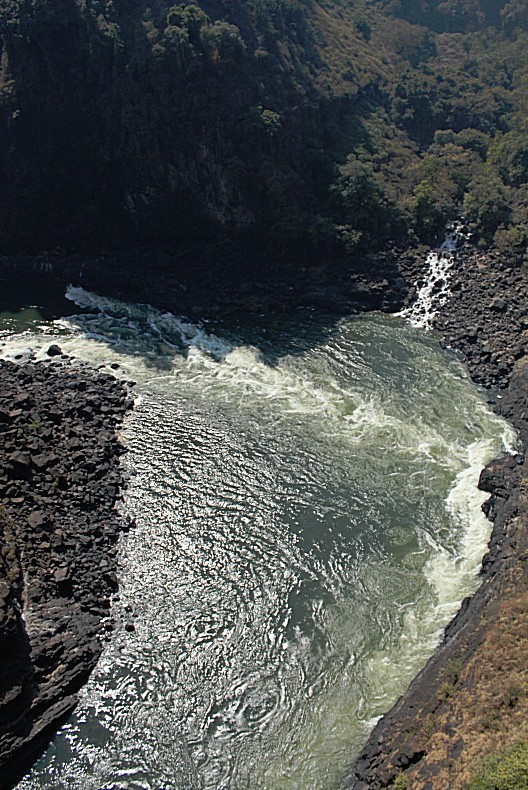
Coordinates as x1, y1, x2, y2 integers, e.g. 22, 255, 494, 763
0, 357, 133, 789
1, 0, 527, 276
1, 0, 528, 787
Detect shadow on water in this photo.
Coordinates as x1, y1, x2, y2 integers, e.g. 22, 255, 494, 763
0, 275, 84, 321
58, 293, 359, 374
212, 307, 349, 364
0, 271, 410, 379
124, 310, 346, 372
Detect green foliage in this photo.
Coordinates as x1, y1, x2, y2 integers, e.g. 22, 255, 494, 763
493, 223, 528, 265
468, 742, 528, 789
463, 173, 512, 242
391, 772, 408, 789
173, 4, 207, 41
202, 22, 246, 61
0, 0, 527, 260
436, 681, 453, 702
355, 19, 372, 41
258, 108, 282, 135
501, 1, 528, 35
384, 19, 436, 65
488, 124, 528, 187
444, 656, 465, 681
332, 155, 401, 250
378, 0, 504, 33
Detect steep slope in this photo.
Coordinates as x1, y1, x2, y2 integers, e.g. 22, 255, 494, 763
0, 0, 527, 273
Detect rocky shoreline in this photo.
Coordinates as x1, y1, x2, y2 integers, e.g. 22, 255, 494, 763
348, 247, 528, 787
0, 241, 526, 788
0, 354, 133, 789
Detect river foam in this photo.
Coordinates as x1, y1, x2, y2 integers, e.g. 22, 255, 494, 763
3, 287, 514, 790
397, 224, 468, 329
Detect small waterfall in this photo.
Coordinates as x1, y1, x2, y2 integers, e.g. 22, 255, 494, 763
399, 223, 468, 329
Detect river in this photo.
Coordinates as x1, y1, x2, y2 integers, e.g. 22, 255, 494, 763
0, 281, 515, 789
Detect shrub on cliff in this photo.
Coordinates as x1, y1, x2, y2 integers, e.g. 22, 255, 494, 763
468, 742, 528, 789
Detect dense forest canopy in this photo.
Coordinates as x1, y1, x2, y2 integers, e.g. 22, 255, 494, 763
0, 0, 527, 267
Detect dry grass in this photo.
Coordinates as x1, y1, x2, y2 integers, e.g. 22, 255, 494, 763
403, 585, 528, 788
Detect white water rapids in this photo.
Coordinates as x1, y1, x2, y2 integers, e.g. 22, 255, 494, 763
398, 224, 467, 329
0, 283, 514, 789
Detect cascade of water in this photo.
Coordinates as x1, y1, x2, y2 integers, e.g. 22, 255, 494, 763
398, 223, 468, 329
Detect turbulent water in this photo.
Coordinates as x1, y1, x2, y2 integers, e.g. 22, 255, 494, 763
1, 285, 515, 790
397, 224, 467, 329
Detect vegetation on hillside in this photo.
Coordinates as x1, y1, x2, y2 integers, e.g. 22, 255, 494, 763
0, 0, 527, 267
468, 742, 528, 789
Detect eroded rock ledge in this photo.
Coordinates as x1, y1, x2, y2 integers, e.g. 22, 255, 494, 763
0, 355, 133, 789
348, 249, 528, 788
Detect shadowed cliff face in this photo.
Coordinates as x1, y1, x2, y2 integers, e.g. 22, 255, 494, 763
0, 358, 133, 789
0, 0, 357, 255
1, 0, 527, 269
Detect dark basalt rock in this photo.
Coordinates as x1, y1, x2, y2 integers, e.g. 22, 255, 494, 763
0, 358, 133, 789
347, 246, 528, 787
0, 241, 525, 787
479, 454, 522, 498
0, 245, 409, 325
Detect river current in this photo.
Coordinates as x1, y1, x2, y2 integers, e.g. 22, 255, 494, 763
1, 284, 515, 789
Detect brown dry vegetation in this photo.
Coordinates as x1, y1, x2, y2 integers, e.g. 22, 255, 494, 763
388, 511, 528, 788
351, 355, 528, 788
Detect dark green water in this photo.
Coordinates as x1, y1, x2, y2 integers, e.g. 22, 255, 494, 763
1, 286, 514, 789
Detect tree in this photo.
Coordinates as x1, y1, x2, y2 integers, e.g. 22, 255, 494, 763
463, 173, 511, 242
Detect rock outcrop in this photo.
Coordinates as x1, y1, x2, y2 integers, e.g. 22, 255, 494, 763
0, 356, 133, 789
348, 249, 528, 788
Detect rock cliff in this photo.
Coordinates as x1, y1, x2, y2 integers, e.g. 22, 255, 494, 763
348, 247, 528, 788
0, 356, 133, 789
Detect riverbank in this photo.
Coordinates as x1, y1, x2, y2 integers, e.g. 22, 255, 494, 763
0, 241, 526, 788
349, 247, 528, 787
0, 245, 408, 319
0, 355, 133, 789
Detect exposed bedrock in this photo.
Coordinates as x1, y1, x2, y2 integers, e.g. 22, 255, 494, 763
0, 356, 133, 789
0, 243, 526, 788
348, 249, 528, 788
433, 248, 528, 392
